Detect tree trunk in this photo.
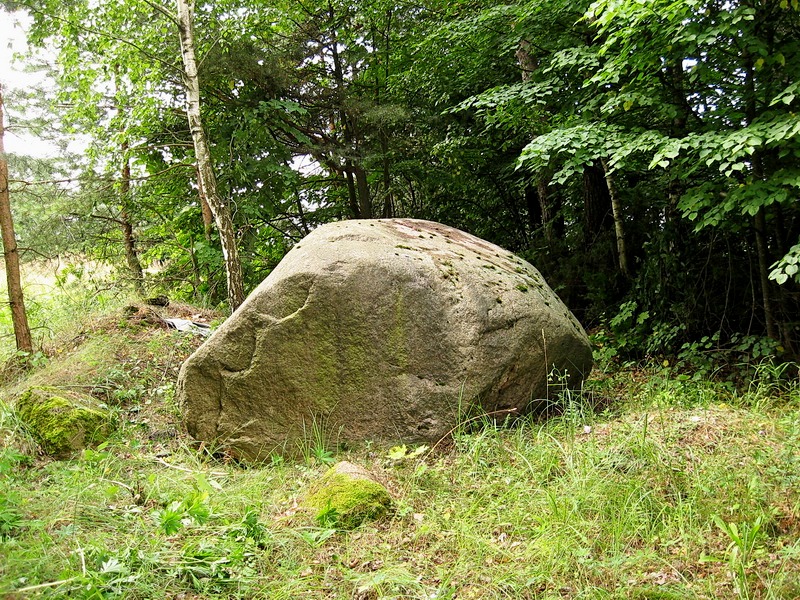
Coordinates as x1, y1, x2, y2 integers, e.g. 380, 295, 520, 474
754, 206, 778, 339
120, 140, 145, 294
343, 167, 361, 217
536, 177, 562, 247
743, 48, 778, 340
196, 165, 213, 242
176, 0, 245, 312
327, 3, 372, 219
515, 40, 538, 83
380, 133, 394, 218
601, 158, 630, 279
582, 160, 612, 247
0, 88, 33, 354
354, 165, 372, 219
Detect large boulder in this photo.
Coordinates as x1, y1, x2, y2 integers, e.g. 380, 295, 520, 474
178, 219, 592, 459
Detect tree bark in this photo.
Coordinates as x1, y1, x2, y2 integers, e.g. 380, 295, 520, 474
176, 0, 245, 312
582, 160, 612, 247
327, 2, 372, 219
754, 206, 778, 339
0, 87, 33, 354
196, 165, 213, 242
535, 177, 562, 247
354, 165, 372, 219
120, 140, 145, 294
515, 40, 538, 83
380, 133, 394, 218
743, 48, 778, 340
601, 158, 630, 278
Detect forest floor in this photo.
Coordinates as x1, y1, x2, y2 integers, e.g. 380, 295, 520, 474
1, 300, 799, 599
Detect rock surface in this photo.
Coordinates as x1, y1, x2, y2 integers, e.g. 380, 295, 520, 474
301, 461, 392, 529
16, 386, 115, 458
178, 218, 592, 459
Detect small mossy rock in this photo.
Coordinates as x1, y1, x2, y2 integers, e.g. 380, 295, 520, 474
302, 461, 391, 529
15, 386, 115, 458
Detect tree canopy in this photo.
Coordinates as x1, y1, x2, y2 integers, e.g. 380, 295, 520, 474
3, 0, 799, 360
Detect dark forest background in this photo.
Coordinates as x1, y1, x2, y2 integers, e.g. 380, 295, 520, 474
3, 0, 799, 366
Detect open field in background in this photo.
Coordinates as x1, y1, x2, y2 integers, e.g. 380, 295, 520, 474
0, 270, 798, 599
0, 259, 129, 363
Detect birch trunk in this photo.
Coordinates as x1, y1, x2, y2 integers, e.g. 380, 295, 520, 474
176, 0, 245, 311
601, 158, 630, 279
0, 87, 33, 353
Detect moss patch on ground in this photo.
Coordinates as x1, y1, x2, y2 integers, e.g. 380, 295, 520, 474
302, 461, 392, 529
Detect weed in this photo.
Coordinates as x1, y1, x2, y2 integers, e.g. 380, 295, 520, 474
711, 514, 764, 599
292, 526, 337, 548
153, 490, 212, 535
297, 414, 338, 465
315, 501, 339, 528
0, 491, 24, 540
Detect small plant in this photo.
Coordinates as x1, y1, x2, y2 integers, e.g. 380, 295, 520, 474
0, 492, 24, 540
386, 444, 429, 463
311, 444, 335, 466
0, 447, 31, 476
315, 501, 339, 528
292, 526, 337, 548
297, 415, 338, 465
711, 514, 764, 599
153, 490, 211, 535
235, 509, 269, 547
15, 350, 50, 369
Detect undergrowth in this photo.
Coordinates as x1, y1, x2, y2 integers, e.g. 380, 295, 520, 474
0, 291, 798, 598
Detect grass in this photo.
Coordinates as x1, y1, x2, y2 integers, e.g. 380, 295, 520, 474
1, 290, 799, 597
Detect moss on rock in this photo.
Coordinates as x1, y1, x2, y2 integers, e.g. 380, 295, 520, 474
15, 386, 115, 458
302, 461, 392, 529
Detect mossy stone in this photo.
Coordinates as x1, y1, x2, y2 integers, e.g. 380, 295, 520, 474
303, 461, 392, 529
15, 386, 115, 458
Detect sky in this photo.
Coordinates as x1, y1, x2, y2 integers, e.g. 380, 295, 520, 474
1, 10, 62, 158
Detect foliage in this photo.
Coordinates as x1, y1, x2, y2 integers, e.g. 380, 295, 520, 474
770, 242, 800, 285
5, 0, 800, 354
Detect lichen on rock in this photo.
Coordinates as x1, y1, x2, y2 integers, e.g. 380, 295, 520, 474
15, 386, 115, 458
302, 461, 392, 530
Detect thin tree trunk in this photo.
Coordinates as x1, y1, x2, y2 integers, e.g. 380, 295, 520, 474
0, 87, 33, 353
515, 39, 538, 83
196, 166, 213, 242
601, 158, 630, 278
744, 48, 778, 339
120, 140, 145, 294
539, 176, 563, 245
354, 165, 372, 219
343, 167, 361, 217
380, 133, 394, 218
754, 206, 778, 339
328, 2, 371, 219
176, 0, 245, 311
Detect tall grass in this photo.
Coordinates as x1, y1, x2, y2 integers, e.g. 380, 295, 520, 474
0, 296, 798, 598
0, 258, 128, 362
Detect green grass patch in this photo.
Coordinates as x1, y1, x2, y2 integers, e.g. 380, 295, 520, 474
0, 297, 799, 598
